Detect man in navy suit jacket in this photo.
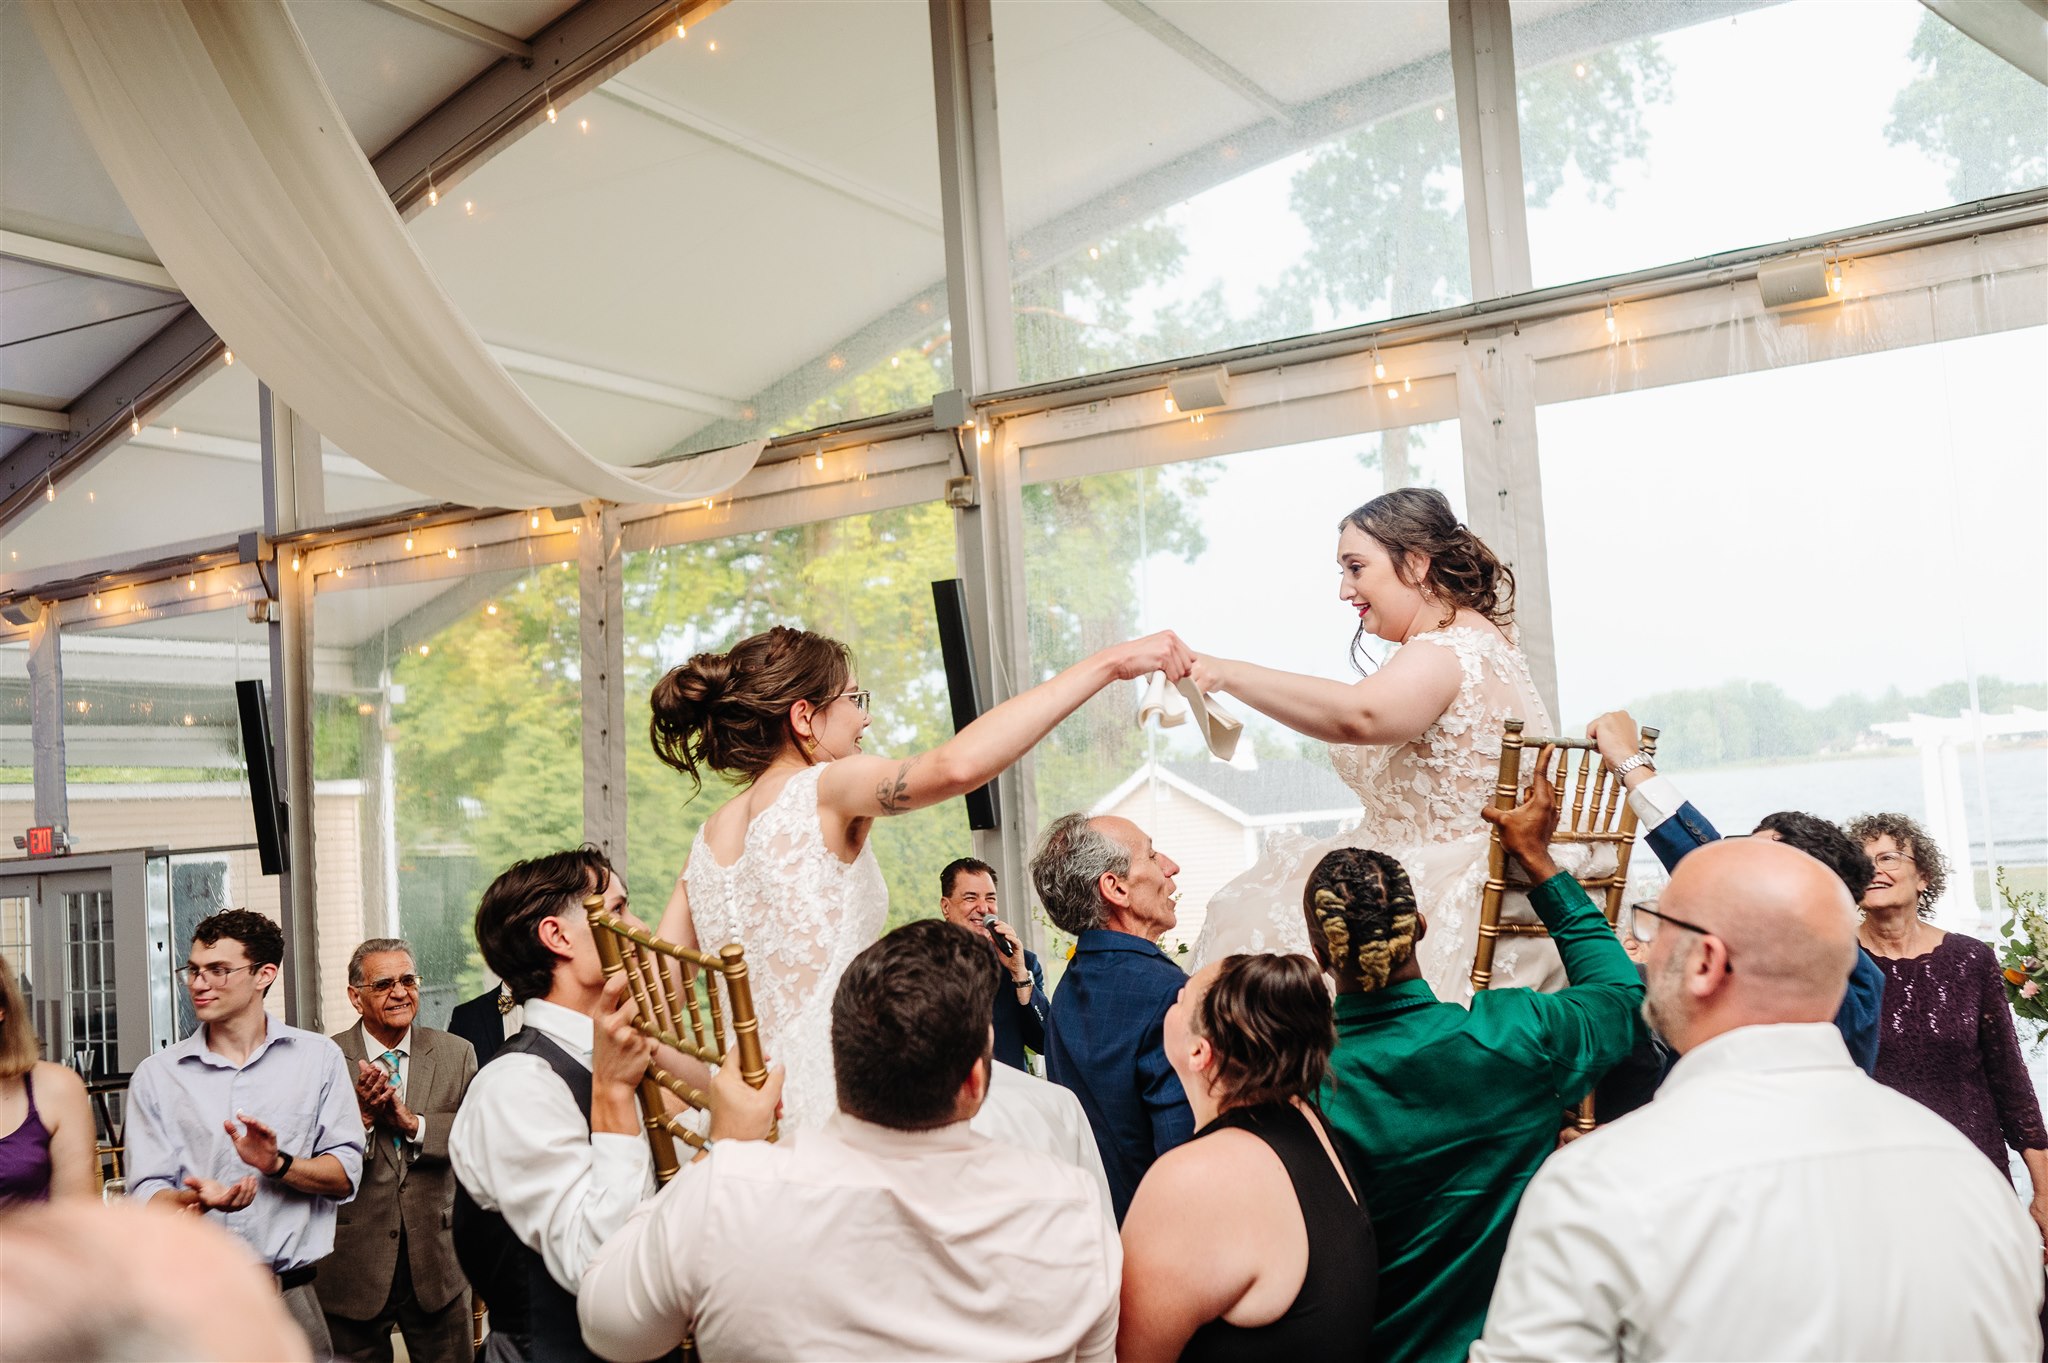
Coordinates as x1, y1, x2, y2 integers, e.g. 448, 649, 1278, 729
1033, 813, 1193, 1223
1589, 711, 1884, 1073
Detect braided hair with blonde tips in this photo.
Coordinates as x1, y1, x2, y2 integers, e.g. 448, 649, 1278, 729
1303, 847, 1420, 993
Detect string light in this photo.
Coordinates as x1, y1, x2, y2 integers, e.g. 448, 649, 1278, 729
1372, 347, 1386, 381
1574, 62, 1588, 78
1434, 106, 1446, 121
129, 404, 140, 436
977, 425, 992, 446
814, 451, 825, 471
1190, 413, 1205, 425
404, 535, 415, 551
445, 547, 458, 559
86, 491, 95, 503
530, 514, 541, 529
334, 564, 345, 579
464, 200, 475, 216
676, 6, 685, 38
223, 349, 234, 365
1831, 261, 1844, 295
44, 477, 55, 503
544, 81, 557, 124
1088, 246, 1099, 260
1403, 376, 1412, 393
580, 118, 589, 133
290, 554, 301, 572
92, 596, 102, 612
427, 168, 439, 208
1604, 302, 1617, 335
1386, 385, 1399, 400
707, 40, 716, 51
485, 602, 498, 616
171, 425, 179, 438
186, 577, 197, 592
1163, 396, 1176, 414
418, 644, 431, 657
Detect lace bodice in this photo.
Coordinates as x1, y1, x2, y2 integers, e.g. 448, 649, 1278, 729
1328, 625, 1552, 846
682, 765, 889, 1131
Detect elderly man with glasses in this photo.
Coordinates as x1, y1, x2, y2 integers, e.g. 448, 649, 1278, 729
320, 938, 479, 1362
123, 909, 363, 1355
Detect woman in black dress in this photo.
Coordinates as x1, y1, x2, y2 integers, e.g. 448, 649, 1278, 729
1118, 952, 1377, 1362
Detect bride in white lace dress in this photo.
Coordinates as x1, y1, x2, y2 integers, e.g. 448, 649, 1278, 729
1188, 488, 1564, 1003
649, 624, 1194, 1131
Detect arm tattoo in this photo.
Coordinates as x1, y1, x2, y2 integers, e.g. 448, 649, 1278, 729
876, 759, 917, 814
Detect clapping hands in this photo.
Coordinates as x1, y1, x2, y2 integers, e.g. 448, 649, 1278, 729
353, 1059, 419, 1137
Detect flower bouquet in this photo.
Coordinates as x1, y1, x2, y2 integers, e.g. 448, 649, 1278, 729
1996, 867, 2048, 1040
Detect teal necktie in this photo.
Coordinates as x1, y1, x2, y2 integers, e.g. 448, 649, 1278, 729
380, 1049, 404, 1155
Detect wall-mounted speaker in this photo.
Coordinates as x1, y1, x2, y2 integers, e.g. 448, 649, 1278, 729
931, 579, 1000, 831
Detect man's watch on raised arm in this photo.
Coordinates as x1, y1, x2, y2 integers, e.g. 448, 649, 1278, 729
266, 1149, 295, 1180
1011, 975, 1033, 990
1608, 751, 1655, 781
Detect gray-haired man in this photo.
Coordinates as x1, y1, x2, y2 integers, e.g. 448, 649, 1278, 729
1035, 813, 1193, 1223
321, 938, 478, 1363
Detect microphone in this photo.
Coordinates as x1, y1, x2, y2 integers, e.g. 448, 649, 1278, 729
982, 914, 1015, 957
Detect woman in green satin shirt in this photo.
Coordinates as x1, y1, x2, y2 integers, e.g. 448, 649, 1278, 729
1309, 752, 1645, 1363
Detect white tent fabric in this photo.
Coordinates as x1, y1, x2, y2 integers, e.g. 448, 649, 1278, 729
24, 0, 765, 509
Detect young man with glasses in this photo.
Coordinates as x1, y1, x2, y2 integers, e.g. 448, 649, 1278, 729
320, 938, 478, 1362
124, 908, 363, 1355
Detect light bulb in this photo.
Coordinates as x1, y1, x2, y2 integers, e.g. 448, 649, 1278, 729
130, 408, 140, 436
1088, 246, 1100, 260
707, 40, 716, 51
1434, 106, 1446, 122
445, 547, 458, 559
171, 425, 179, 437
44, 481, 55, 503
1163, 396, 1176, 414
404, 536, 414, 551
1403, 376, 1412, 393
418, 644, 430, 657
187, 577, 197, 592
1191, 412, 1204, 425
889, 356, 899, 368
1604, 303, 1616, 334
703, 498, 714, 510
486, 602, 498, 616
223, 349, 234, 365
978, 425, 992, 445
580, 118, 589, 133
676, 17, 686, 37
1373, 352, 1386, 380
428, 186, 439, 207
334, 564, 345, 578
545, 85, 558, 124
1830, 263, 1844, 294
530, 514, 541, 529
290, 554, 301, 572
814, 452, 824, 471
92, 596, 102, 611
1574, 62, 1587, 78
547, 104, 557, 124
464, 201, 474, 216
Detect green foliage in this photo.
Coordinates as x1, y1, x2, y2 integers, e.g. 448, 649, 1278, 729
1888, 12, 2048, 203
1996, 866, 2048, 1040
1626, 675, 2048, 769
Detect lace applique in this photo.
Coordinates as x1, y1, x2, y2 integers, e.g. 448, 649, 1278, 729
683, 765, 888, 1130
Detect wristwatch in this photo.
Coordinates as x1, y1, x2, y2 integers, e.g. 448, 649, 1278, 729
1609, 751, 1655, 780
267, 1149, 295, 1180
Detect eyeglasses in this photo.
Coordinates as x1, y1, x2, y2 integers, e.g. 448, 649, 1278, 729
838, 689, 871, 714
180, 962, 259, 985
1871, 851, 1916, 871
355, 974, 421, 995
1627, 903, 1735, 971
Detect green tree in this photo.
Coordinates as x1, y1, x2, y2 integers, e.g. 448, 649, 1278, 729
1887, 12, 2048, 202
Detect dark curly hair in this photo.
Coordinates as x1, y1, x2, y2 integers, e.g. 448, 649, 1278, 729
191, 910, 285, 994
1753, 811, 1873, 903
1846, 811, 1950, 920
831, 920, 997, 1130
1191, 953, 1335, 1111
1302, 847, 1419, 993
1341, 487, 1514, 672
648, 626, 851, 792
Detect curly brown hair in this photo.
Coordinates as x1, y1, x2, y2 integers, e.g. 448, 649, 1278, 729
1341, 487, 1514, 672
1190, 954, 1335, 1111
1846, 811, 1950, 920
649, 626, 852, 791
1303, 847, 1419, 992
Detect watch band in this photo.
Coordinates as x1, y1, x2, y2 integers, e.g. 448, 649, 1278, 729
267, 1149, 295, 1180
1609, 751, 1655, 780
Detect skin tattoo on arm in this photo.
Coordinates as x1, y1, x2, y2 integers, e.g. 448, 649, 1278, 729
876, 760, 917, 814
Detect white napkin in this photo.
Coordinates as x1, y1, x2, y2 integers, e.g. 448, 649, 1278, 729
1139, 674, 1244, 762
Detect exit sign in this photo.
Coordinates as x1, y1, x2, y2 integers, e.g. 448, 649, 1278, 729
24, 827, 57, 857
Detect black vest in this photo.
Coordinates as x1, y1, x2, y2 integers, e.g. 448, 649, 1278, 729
452, 1028, 601, 1363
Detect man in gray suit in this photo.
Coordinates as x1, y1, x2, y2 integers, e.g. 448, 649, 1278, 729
322, 938, 478, 1362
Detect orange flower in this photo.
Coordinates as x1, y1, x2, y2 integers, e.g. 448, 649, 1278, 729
2006, 966, 2030, 986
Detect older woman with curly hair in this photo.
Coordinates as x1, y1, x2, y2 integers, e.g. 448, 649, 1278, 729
1851, 811, 2048, 1255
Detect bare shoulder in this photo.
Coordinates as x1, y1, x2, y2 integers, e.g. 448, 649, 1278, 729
31, 1061, 87, 1097
1138, 1129, 1285, 1214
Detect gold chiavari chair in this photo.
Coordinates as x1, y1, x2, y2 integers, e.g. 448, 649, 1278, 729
1471, 718, 1658, 1132
582, 894, 774, 1182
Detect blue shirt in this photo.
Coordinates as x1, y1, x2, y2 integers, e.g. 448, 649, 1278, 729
1045, 930, 1193, 1222
126, 1017, 364, 1272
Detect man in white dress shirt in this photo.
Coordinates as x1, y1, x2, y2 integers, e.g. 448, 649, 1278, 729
1472, 839, 2043, 1363
449, 847, 656, 1363
579, 919, 1121, 1363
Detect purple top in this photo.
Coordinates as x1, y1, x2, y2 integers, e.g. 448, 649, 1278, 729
0, 1069, 55, 1206
1872, 933, 2047, 1179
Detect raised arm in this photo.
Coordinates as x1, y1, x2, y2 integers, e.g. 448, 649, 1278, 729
818, 632, 1191, 821
1187, 635, 1462, 747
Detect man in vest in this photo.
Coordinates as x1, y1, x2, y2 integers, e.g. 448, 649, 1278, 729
449, 847, 654, 1363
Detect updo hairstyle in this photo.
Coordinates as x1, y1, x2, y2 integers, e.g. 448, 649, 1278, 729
1342, 487, 1514, 669
1190, 953, 1336, 1111
649, 626, 852, 790
1303, 847, 1420, 992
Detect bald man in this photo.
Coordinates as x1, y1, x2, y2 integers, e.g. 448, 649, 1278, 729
1473, 840, 2043, 1362
0, 1201, 310, 1362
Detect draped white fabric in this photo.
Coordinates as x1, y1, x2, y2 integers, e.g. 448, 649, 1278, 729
25, 0, 766, 509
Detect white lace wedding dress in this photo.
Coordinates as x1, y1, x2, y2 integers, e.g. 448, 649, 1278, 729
683, 764, 889, 1132
1191, 625, 1572, 1004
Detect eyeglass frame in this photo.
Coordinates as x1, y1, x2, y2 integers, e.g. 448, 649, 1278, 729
352, 973, 423, 995
837, 688, 872, 714
179, 961, 263, 986
1870, 850, 1917, 871
1626, 903, 1735, 973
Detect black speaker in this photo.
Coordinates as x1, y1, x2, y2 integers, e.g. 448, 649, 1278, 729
931, 579, 1000, 831
235, 679, 289, 876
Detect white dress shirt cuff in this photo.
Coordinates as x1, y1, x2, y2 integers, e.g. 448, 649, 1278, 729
1626, 772, 1687, 829
407, 1113, 426, 1145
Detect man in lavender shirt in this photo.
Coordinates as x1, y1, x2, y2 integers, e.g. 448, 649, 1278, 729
126, 909, 363, 1357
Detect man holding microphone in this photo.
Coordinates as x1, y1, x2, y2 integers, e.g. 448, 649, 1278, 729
939, 858, 1048, 1071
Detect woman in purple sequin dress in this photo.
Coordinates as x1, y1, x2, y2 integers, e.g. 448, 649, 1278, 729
1850, 814, 2048, 1260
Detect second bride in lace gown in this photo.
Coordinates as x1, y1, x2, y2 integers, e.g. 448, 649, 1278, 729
649, 624, 1194, 1132
1188, 488, 1566, 1003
